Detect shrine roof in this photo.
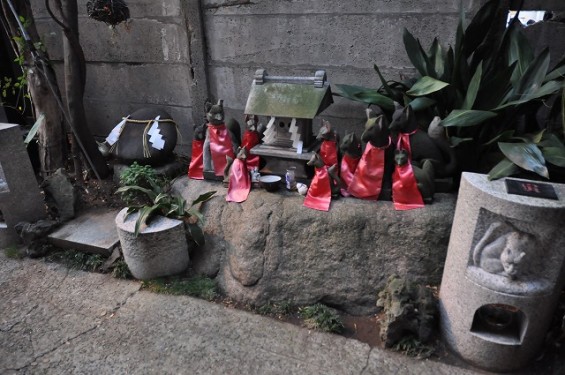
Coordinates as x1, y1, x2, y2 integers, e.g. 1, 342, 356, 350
244, 70, 333, 119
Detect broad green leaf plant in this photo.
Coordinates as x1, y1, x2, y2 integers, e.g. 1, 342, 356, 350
116, 175, 216, 244
334, 0, 565, 181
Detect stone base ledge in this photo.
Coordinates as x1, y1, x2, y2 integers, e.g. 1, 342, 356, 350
174, 176, 456, 315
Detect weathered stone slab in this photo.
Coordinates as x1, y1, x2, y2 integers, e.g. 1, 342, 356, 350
439, 173, 565, 372
0, 123, 46, 248
174, 176, 456, 315
48, 208, 120, 255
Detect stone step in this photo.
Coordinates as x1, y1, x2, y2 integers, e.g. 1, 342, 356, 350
48, 208, 120, 255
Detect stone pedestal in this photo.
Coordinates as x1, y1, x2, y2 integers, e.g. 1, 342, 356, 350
173, 177, 457, 315
0, 123, 46, 248
439, 173, 565, 372
115, 208, 189, 280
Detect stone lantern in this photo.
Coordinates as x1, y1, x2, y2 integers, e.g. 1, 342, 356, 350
439, 172, 565, 372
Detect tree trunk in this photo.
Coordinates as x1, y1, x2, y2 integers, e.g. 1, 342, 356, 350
0, 0, 65, 177
59, 0, 109, 179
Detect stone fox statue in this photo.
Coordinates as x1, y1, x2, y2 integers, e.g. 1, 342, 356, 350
472, 221, 536, 279
316, 119, 339, 167
202, 100, 241, 178
389, 103, 456, 178
303, 153, 342, 211
339, 131, 362, 196
348, 110, 394, 200
393, 149, 435, 203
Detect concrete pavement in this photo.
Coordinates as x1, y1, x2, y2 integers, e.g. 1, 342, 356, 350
0, 251, 553, 374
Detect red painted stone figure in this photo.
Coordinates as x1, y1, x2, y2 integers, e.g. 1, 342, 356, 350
304, 153, 342, 212
317, 119, 338, 167
241, 114, 263, 171
338, 132, 362, 196
348, 111, 393, 200
226, 148, 251, 203
188, 122, 205, 179
202, 100, 240, 179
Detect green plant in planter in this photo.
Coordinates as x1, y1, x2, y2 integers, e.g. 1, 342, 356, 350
335, 0, 565, 180
118, 162, 163, 206
116, 178, 216, 243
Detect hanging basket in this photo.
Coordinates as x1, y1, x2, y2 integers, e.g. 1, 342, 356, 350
86, 0, 130, 26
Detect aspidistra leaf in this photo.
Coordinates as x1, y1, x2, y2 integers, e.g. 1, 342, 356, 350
187, 223, 205, 246
542, 147, 565, 167
494, 80, 563, 110
488, 157, 520, 180
408, 97, 436, 111
508, 26, 534, 82
539, 133, 565, 149
374, 64, 396, 99
191, 191, 217, 207
498, 142, 549, 178
462, 0, 498, 58
483, 130, 515, 146
440, 109, 497, 128
544, 64, 565, 82
403, 28, 428, 77
513, 48, 550, 99
427, 38, 445, 78
406, 76, 449, 96
462, 61, 482, 110
134, 206, 159, 237
333, 84, 394, 109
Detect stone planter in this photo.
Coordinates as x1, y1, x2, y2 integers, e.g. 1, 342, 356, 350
115, 208, 189, 280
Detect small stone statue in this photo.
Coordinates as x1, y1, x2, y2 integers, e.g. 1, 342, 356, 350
389, 103, 456, 178
393, 150, 435, 204
317, 119, 338, 167
348, 110, 393, 200
303, 153, 342, 211
225, 148, 251, 203
241, 114, 264, 171
188, 120, 206, 179
202, 100, 241, 179
376, 275, 437, 348
339, 132, 362, 196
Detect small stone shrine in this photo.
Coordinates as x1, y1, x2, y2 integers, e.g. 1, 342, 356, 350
439, 172, 565, 372
244, 69, 333, 180
0, 123, 46, 247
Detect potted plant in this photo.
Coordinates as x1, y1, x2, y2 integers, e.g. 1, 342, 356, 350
335, 0, 565, 181
115, 171, 215, 280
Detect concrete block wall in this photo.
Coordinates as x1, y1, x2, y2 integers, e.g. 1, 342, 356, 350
201, 0, 484, 137
31, 0, 197, 153
34, 0, 555, 155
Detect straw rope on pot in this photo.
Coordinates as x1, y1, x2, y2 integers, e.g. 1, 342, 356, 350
109, 117, 182, 159
86, 0, 130, 26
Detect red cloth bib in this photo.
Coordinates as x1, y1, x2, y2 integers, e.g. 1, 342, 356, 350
348, 142, 386, 200
304, 166, 332, 211
188, 140, 204, 180
242, 130, 260, 151
208, 123, 235, 176
320, 140, 338, 167
226, 158, 251, 203
242, 130, 261, 171
392, 133, 424, 210
340, 154, 360, 197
